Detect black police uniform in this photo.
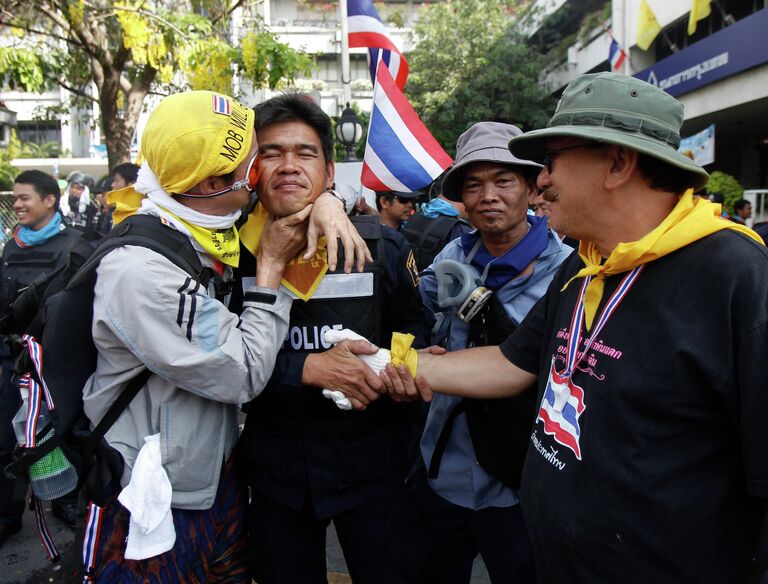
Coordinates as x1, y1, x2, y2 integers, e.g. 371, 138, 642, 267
237, 216, 433, 583
402, 211, 472, 272
0, 223, 81, 532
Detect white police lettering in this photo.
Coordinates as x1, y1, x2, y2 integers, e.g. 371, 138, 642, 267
288, 324, 343, 350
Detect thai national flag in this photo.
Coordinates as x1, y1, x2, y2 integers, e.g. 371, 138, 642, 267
367, 47, 407, 92
536, 362, 587, 460
212, 94, 231, 115
609, 38, 627, 72
361, 64, 453, 193
348, 0, 408, 90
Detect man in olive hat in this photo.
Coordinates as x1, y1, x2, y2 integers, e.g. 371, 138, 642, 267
380, 72, 768, 582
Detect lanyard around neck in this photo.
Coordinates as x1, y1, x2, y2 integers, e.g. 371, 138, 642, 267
563, 265, 644, 377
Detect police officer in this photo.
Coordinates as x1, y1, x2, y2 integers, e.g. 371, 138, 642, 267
237, 94, 433, 583
0, 170, 82, 543
60, 171, 99, 230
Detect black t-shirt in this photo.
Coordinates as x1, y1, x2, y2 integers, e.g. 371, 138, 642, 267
501, 230, 768, 583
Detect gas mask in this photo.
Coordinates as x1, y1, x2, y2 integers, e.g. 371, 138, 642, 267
434, 259, 492, 323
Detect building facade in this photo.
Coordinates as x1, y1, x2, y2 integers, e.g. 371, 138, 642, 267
534, 0, 768, 195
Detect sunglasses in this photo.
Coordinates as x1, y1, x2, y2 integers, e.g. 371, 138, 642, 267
542, 143, 603, 173
179, 153, 260, 199
392, 195, 413, 204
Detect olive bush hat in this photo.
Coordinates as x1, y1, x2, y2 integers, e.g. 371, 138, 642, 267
507, 72, 709, 191
442, 121, 543, 201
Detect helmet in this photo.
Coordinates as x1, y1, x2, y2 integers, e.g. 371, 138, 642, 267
65, 171, 95, 189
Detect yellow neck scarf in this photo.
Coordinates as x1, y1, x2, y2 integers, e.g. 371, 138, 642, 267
107, 187, 241, 268
564, 189, 763, 330
166, 212, 240, 268
239, 204, 328, 301
108, 186, 143, 225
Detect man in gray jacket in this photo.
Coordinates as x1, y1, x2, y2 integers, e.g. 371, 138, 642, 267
81, 90, 366, 582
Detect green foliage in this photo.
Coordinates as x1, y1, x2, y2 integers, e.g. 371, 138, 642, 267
0, 1, 315, 166
577, 1, 611, 45
241, 31, 315, 90
0, 131, 21, 191
0, 133, 70, 191
407, 0, 555, 155
706, 171, 744, 214
0, 46, 46, 92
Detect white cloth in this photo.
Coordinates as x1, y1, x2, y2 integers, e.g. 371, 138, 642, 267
135, 162, 241, 229
59, 185, 93, 216
321, 328, 391, 410
117, 434, 176, 560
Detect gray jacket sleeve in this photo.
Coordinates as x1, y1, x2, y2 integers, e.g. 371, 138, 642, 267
93, 245, 292, 404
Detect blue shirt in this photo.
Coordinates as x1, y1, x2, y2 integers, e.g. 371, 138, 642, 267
419, 225, 572, 510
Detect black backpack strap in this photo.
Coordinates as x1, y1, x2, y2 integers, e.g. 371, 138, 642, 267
67, 216, 209, 437
68, 215, 207, 290
427, 400, 466, 480
403, 213, 463, 271
92, 369, 153, 438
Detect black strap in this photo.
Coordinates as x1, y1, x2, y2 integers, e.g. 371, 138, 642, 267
71, 216, 211, 437
403, 213, 463, 271
93, 369, 153, 438
427, 400, 466, 480
69, 215, 207, 290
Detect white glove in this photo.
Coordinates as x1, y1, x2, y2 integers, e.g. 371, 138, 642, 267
321, 328, 391, 410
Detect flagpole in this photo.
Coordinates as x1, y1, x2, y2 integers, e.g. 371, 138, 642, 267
623, 0, 630, 74
339, 0, 353, 109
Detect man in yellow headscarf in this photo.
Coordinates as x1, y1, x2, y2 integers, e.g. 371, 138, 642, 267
82, 90, 364, 582
378, 73, 768, 582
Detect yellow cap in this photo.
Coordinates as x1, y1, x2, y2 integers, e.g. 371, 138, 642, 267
141, 91, 255, 195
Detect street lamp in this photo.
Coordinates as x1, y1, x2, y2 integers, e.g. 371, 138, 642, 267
335, 102, 363, 162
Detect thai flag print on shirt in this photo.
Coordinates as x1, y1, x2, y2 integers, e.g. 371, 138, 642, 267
539, 361, 587, 459
536, 266, 643, 461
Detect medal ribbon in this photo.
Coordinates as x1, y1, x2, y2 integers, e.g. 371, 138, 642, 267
563, 265, 644, 377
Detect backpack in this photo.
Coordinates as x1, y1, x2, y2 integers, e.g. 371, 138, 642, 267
402, 212, 469, 272
427, 294, 537, 490
2, 214, 213, 507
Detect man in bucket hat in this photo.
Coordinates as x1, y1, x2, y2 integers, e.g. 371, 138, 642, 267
413, 121, 571, 583
379, 73, 768, 582
81, 90, 366, 581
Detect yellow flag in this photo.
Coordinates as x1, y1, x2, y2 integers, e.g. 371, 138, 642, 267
637, 0, 661, 51
688, 0, 711, 34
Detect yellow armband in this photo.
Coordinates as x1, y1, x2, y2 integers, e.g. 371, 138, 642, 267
389, 332, 418, 377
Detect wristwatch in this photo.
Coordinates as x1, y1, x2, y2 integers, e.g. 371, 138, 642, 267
324, 188, 354, 215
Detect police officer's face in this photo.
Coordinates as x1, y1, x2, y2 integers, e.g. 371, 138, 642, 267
68, 183, 85, 199
461, 162, 534, 240
256, 121, 334, 217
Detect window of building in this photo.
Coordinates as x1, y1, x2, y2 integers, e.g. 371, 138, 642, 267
654, 0, 761, 59
16, 120, 61, 145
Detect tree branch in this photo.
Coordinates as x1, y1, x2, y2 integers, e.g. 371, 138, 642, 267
0, 20, 86, 50
55, 78, 98, 103
109, 5, 187, 38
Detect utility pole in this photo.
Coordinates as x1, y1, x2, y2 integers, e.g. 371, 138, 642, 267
339, 0, 352, 110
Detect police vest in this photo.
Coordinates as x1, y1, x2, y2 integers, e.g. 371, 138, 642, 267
402, 212, 468, 272
285, 215, 384, 354
254, 215, 400, 431
0, 228, 81, 309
